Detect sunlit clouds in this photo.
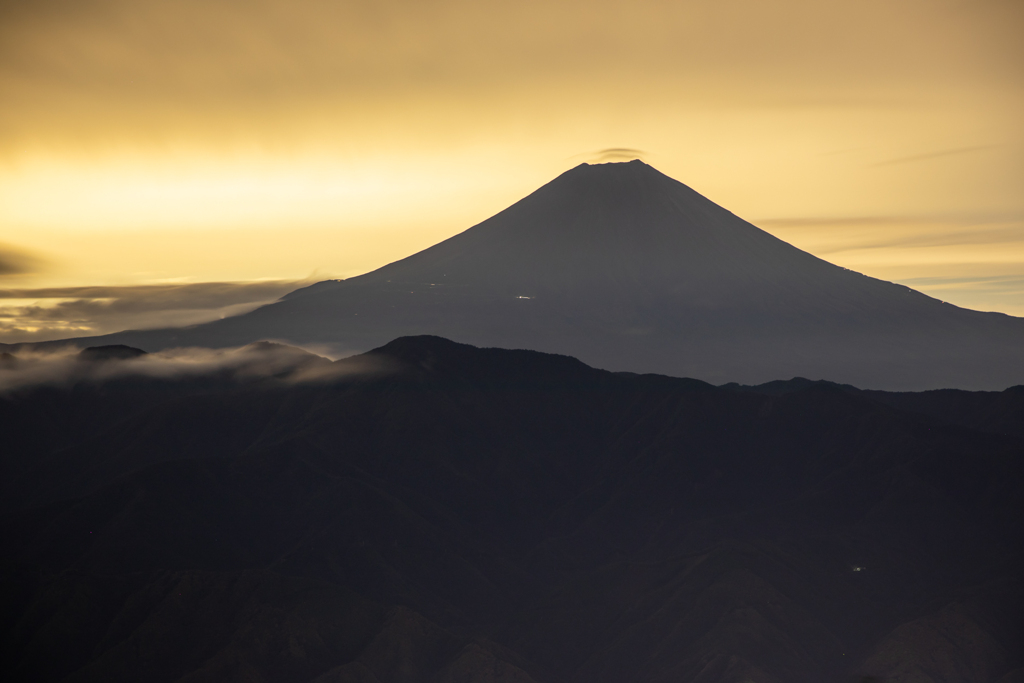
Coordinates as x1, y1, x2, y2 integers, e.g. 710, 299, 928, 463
1, 0, 1022, 337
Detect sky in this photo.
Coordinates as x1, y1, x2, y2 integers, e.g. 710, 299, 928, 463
1, 0, 1022, 341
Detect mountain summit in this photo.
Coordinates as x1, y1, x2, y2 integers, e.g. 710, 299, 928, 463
50, 160, 1024, 389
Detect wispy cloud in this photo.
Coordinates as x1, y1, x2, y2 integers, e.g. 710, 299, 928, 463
0, 342, 393, 394
0, 280, 305, 343
0, 243, 45, 276
900, 274, 1024, 292
757, 215, 1024, 251
753, 214, 1024, 315
871, 145, 998, 167
898, 275, 1024, 316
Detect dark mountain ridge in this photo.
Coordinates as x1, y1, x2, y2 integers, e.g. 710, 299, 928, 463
15, 160, 1024, 390
2, 336, 1022, 682
726, 377, 1024, 438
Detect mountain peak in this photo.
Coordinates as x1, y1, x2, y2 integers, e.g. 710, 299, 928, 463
49, 162, 1024, 390
577, 158, 650, 168
559, 157, 668, 184
352, 156, 819, 296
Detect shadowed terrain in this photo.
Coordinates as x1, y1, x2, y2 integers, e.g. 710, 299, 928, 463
22, 160, 1024, 390
2, 336, 1022, 682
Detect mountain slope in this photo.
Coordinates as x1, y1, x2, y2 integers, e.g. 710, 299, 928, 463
40, 160, 1024, 390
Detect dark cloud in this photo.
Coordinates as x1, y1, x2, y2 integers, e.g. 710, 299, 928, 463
0, 280, 305, 343
0, 244, 45, 276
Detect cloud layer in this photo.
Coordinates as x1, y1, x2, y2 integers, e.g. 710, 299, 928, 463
2, 0, 1020, 149
0, 341, 391, 393
0, 280, 302, 343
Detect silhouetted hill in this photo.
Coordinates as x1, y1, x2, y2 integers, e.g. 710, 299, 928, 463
2, 336, 1022, 682
39, 160, 1024, 390
77, 345, 148, 361
726, 378, 1024, 439
720, 377, 859, 396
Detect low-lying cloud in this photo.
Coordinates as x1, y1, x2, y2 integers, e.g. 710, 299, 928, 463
0, 342, 393, 394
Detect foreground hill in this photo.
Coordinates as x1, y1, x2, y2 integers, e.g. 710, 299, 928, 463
30, 160, 1024, 390
2, 337, 1022, 682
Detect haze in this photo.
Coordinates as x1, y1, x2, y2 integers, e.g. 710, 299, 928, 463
1, 0, 1022, 340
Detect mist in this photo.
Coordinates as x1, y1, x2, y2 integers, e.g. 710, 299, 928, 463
0, 341, 392, 393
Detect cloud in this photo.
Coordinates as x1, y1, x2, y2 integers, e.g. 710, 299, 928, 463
897, 275, 1024, 316
4, 0, 1019, 152
0, 243, 45, 276
900, 275, 1024, 292
757, 215, 1024, 252
0, 280, 305, 343
588, 148, 646, 163
0, 281, 303, 311
757, 216, 919, 228
871, 146, 999, 168
0, 341, 394, 394
848, 225, 1024, 251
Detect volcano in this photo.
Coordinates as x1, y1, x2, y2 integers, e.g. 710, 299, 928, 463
52, 160, 1024, 390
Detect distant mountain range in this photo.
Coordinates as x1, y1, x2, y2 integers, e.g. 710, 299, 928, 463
16, 160, 1024, 389
2, 337, 1022, 682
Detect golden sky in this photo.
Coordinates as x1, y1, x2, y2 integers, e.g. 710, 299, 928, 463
1, 0, 1022, 341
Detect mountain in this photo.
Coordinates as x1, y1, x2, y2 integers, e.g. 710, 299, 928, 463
726, 378, 1024, 438
32, 160, 1024, 390
2, 336, 1023, 682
